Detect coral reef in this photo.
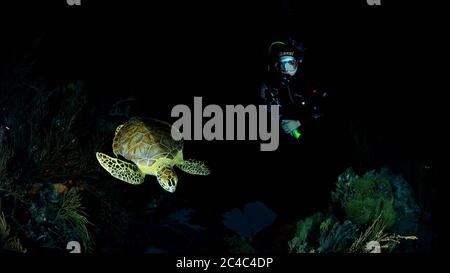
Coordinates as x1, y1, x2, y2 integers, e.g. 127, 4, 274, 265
0, 46, 431, 253
24, 186, 93, 252
223, 202, 277, 238
289, 168, 421, 253
0, 209, 27, 253
54, 188, 93, 252
331, 168, 396, 228
390, 170, 422, 235
222, 202, 277, 253
350, 214, 417, 253
288, 213, 358, 253
288, 212, 323, 253
0, 76, 100, 252
0, 133, 26, 202
317, 220, 358, 253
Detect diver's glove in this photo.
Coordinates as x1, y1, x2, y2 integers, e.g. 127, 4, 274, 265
281, 119, 302, 139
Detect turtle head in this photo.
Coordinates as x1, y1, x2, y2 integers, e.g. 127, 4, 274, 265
156, 166, 178, 193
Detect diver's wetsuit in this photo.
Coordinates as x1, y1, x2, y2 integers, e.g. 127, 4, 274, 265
260, 73, 328, 139
259, 69, 341, 225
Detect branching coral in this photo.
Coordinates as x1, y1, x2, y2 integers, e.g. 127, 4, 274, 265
350, 214, 417, 253
0, 79, 106, 252
23, 186, 94, 253
2, 81, 102, 183
317, 220, 358, 253
288, 213, 358, 253
1, 52, 118, 253
54, 188, 93, 253
0, 210, 27, 253
288, 213, 323, 253
0, 139, 26, 202
0, 142, 11, 174
0, 144, 13, 193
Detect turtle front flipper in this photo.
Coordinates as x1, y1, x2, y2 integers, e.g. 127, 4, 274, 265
155, 165, 178, 193
96, 152, 145, 185
115, 124, 124, 135
177, 159, 210, 176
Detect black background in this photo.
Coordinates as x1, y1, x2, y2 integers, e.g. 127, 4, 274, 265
0, 0, 445, 256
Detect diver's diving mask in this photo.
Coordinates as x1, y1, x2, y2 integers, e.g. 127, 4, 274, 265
278, 56, 298, 76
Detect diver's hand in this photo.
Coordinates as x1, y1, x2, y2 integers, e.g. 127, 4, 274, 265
281, 119, 301, 135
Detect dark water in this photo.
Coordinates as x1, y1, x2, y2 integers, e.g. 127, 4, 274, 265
0, 0, 442, 254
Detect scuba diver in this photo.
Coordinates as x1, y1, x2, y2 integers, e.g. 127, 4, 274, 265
260, 39, 328, 142
257, 38, 346, 229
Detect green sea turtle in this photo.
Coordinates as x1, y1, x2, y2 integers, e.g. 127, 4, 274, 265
96, 117, 209, 193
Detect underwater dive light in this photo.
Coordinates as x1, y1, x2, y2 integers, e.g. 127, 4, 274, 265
292, 128, 301, 140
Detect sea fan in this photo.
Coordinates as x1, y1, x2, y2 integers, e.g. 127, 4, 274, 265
223, 201, 277, 238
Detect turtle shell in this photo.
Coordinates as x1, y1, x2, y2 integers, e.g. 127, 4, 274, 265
112, 117, 183, 167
